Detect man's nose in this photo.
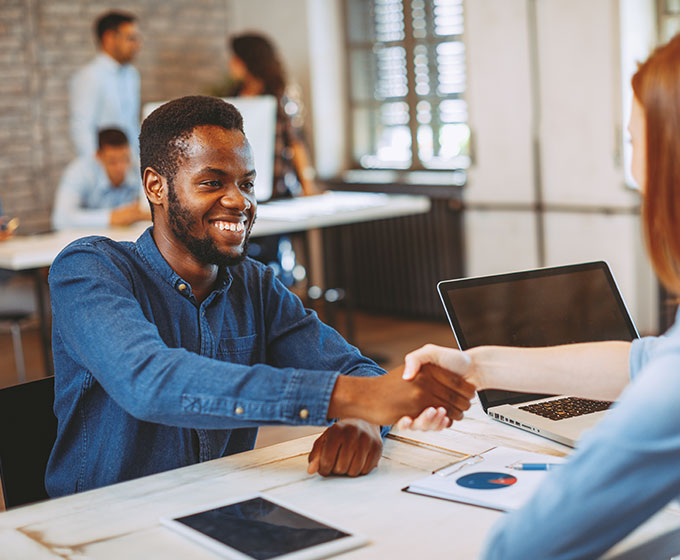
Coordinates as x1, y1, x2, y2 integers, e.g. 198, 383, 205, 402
220, 186, 251, 211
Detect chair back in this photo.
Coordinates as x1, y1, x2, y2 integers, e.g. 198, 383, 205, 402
0, 376, 56, 509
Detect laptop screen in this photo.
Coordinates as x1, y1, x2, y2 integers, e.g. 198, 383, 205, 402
437, 261, 639, 408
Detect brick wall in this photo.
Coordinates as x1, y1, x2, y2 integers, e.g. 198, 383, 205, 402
0, 0, 233, 233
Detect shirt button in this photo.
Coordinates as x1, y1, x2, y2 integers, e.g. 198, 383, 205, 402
178, 283, 187, 292
299, 408, 309, 419
235, 406, 244, 415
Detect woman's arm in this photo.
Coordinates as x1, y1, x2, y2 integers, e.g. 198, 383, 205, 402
403, 341, 632, 401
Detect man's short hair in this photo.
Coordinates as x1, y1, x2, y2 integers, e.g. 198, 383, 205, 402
95, 11, 136, 43
98, 128, 129, 150
139, 96, 245, 184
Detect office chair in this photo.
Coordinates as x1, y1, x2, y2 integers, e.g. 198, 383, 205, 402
0, 376, 56, 508
0, 311, 31, 383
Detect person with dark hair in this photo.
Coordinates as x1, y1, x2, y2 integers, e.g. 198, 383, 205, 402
70, 10, 141, 157
228, 33, 315, 199
224, 33, 318, 284
45, 96, 473, 497
400, 35, 680, 560
52, 127, 149, 230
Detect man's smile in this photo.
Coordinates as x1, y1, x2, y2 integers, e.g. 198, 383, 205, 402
211, 219, 246, 234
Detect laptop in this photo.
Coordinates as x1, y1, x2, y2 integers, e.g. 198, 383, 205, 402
437, 261, 639, 447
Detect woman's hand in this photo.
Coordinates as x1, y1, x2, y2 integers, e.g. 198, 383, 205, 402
395, 344, 480, 431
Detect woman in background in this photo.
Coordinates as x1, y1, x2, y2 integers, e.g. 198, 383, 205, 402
228, 32, 317, 199
216, 32, 317, 284
400, 35, 680, 559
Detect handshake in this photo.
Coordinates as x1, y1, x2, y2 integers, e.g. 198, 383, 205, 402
309, 344, 480, 477
328, 344, 478, 432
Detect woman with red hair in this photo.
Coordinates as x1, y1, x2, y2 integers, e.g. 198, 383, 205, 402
401, 35, 680, 558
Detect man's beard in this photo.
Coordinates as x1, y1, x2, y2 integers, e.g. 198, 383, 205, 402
167, 181, 249, 268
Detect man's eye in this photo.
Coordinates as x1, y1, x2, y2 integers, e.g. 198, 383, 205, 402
242, 182, 255, 192
202, 181, 221, 188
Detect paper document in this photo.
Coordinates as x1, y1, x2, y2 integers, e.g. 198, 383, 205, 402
405, 446, 567, 512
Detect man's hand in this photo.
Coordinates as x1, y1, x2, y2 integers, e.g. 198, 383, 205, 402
110, 202, 151, 227
307, 419, 382, 477
328, 363, 476, 427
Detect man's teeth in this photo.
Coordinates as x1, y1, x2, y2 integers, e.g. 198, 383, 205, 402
214, 221, 244, 232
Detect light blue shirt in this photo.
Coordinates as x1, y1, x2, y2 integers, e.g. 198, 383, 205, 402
52, 156, 142, 230
482, 321, 680, 559
70, 53, 140, 157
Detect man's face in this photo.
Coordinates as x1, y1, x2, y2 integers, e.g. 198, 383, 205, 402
110, 22, 141, 64
228, 55, 248, 81
97, 144, 132, 187
163, 125, 257, 268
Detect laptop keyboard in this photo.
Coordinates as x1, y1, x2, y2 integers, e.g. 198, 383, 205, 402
519, 397, 612, 421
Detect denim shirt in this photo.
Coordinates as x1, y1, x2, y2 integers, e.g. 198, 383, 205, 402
46, 227, 385, 497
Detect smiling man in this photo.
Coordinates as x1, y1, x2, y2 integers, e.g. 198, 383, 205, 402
45, 96, 475, 497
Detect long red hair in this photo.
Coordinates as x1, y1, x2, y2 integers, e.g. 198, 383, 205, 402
632, 35, 680, 293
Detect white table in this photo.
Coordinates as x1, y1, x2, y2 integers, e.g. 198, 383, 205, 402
0, 192, 430, 271
1, 401, 678, 558
0, 192, 430, 375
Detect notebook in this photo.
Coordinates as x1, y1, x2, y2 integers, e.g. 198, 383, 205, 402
405, 446, 566, 511
437, 261, 639, 447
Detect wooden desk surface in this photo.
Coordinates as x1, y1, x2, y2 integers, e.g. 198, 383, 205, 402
0, 192, 430, 271
1, 401, 678, 559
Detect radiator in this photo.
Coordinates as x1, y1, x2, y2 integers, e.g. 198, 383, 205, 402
322, 198, 464, 320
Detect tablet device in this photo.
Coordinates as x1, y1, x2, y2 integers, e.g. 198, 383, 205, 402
160, 494, 368, 559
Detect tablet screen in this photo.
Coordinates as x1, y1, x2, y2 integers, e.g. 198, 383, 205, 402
171, 496, 353, 559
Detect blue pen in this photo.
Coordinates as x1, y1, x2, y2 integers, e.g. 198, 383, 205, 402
510, 462, 561, 471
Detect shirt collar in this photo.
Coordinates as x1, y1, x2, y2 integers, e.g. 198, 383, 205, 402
96, 52, 125, 71
135, 227, 233, 299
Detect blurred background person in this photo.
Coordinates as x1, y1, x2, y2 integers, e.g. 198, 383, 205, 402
214, 32, 318, 286
70, 11, 141, 158
52, 128, 149, 230
225, 32, 317, 199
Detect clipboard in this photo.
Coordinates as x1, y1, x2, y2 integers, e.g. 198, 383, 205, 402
403, 446, 566, 512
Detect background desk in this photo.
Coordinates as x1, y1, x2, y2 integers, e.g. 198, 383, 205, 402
0, 192, 430, 377
1, 401, 679, 559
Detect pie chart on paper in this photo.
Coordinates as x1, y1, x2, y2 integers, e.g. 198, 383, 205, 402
456, 472, 518, 490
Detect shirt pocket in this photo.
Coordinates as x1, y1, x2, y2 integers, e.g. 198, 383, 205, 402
216, 333, 259, 365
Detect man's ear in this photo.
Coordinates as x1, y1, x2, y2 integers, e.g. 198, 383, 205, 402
143, 167, 166, 212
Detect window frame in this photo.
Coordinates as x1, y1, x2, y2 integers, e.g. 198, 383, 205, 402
342, 0, 468, 173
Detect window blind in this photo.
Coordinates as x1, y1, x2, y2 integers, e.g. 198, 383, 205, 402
345, 0, 469, 171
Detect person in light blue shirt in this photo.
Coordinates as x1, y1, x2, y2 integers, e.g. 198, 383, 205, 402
398, 34, 680, 560
52, 128, 149, 230
70, 11, 141, 157
46, 96, 475, 497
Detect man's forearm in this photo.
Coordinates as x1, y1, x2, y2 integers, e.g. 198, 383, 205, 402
468, 341, 631, 401
327, 375, 368, 420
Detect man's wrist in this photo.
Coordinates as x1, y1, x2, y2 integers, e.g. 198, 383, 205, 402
327, 375, 368, 420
